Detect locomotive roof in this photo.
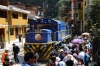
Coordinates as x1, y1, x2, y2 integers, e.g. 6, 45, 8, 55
54, 20, 68, 25
40, 29, 52, 32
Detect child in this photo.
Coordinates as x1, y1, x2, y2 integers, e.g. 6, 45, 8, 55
77, 58, 85, 66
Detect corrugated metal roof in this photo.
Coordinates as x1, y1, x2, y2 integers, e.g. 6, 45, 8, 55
0, 5, 30, 14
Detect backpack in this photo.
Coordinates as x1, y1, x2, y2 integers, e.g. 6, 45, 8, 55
84, 53, 90, 64
16, 46, 20, 53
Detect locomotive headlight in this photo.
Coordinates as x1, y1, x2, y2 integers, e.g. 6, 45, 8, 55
48, 20, 51, 23
35, 34, 42, 41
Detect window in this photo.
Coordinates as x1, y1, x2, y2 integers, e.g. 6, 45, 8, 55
10, 28, 14, 35
22, 14, 27, 19
0, 10, 7, 18
76, 13, 78, 17
24, 27, 26, 33
84, 1, 86, 6
22, 27, 24, 33
78, 3, 82, 10
86, 0, 89, 4
12, 12, 18, 19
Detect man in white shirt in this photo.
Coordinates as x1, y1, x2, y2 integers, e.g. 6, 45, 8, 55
78, 47, 85, 64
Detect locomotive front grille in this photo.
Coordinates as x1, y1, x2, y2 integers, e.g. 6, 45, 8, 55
24, 43, 53, 61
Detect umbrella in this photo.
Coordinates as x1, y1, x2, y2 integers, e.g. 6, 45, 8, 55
71, 39, 84, 44
82, 32, 90, 37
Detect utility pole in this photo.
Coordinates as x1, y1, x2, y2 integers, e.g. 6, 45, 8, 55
7, 0, 10, 44
71, 0, 74, 21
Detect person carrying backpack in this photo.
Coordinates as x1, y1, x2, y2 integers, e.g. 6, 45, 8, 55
84, 53, 90, 66
12, 43, 20, 63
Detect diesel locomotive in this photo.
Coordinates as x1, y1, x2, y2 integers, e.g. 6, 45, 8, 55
24, 18, 72, 61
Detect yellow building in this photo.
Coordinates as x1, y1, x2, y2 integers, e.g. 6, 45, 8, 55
0, 5, 30, 42
77, 0, 87, 32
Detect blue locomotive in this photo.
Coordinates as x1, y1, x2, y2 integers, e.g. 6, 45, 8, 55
24, 18, 72, 61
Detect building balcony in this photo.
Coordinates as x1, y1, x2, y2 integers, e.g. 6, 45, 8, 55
11, 17, 28, 25
10, 11, 28, 26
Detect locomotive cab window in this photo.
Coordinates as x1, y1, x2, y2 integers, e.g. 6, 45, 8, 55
37, 24, 52, 29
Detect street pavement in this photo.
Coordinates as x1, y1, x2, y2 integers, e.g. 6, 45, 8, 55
0, 38, 25, 54
0, 38, 46, 66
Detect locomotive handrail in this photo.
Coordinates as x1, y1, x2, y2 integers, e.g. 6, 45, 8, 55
25, 32, 52, 34
24, 42, 53, 44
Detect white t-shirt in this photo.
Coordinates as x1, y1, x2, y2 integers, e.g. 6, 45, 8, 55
78, 51, 85, 63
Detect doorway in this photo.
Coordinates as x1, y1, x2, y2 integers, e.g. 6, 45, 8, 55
15, 28, 18, 38
0, 28, 5, 41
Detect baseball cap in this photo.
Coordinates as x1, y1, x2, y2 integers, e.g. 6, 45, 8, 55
5, 48, 9, 50
60, 49, 63, 52
56, 57, 60, 62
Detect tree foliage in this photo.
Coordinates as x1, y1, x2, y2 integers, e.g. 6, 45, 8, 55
9, 0, 71, 19
56, 0, 71, 20
88, 1, 100, 29
9, 0, 60, 18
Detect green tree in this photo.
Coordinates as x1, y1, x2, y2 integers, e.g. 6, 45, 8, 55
9, 0, 60, 18
56, 0, 71, 20
88, 1, 100, 30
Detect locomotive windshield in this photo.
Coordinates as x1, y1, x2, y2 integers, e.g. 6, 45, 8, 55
36, 24, 57, 29
38, 24, 51, 29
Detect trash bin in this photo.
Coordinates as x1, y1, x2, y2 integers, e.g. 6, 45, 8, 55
0, 42, 5, 49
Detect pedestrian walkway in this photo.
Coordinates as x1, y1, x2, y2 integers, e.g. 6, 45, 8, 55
0, 38, 25, 54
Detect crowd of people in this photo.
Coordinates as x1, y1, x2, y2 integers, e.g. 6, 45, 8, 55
46, 36, 92, 66
1, 35, 94, 66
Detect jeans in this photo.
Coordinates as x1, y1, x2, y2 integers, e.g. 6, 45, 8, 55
14, 53, 19, 63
